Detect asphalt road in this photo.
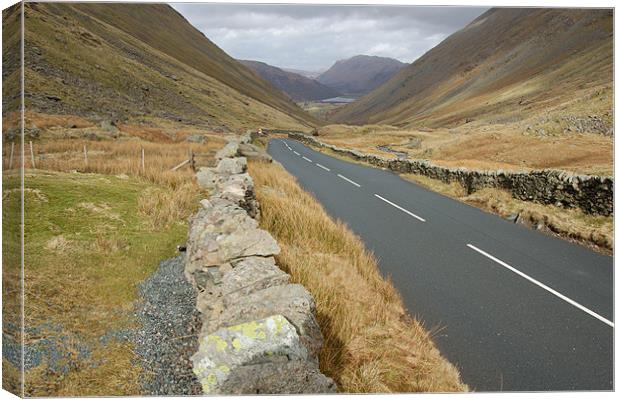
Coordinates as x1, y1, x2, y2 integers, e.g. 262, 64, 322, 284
267, 138, 614, 392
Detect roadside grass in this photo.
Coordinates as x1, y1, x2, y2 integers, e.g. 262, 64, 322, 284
249, 160, 467, 393
403, 174, 613, 253
3, 168, 203, 396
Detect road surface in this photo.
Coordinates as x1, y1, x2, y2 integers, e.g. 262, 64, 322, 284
267, 138, 613, 392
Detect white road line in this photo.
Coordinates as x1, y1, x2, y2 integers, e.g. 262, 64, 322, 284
302, 156, 313, 163
293, 151, 300, 156
374, 194, 426, 222
315, 163, 330, 172
337, 174, 361, 187
467, 244, 614, 328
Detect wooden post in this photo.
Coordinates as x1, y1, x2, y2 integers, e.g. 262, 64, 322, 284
141, 147, 145, 173
9, 142, 14, 169
189, 148, 195, 171
29, 141, 36, 169
83, 144, 88, 166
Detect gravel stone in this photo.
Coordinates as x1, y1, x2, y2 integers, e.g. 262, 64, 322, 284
133, 255, 202, 395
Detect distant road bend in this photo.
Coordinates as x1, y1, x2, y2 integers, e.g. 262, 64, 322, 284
268, 138, 613, 392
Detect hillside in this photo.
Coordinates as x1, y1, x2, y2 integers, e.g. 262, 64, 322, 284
19, 2, 317, 131
331, 8, 612, 130
239, 60, 341, 101
282, 67, 324, 79
317, 55, 406, 97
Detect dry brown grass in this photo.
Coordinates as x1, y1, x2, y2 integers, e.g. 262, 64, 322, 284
404, 174, 613, 253
23, 111, 95, 129
138, 181, 198, 229
16, 138, 223, 189
249, 160, 467, 393
316, 122, 613, 175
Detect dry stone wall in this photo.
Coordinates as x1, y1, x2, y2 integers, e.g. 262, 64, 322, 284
186, 134, 336, 394
289, 133, 613, 216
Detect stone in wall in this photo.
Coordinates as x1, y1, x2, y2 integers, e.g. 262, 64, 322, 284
191, 315, 334, 394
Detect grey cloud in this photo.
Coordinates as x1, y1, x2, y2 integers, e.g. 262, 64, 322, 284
172, 3, 488, 71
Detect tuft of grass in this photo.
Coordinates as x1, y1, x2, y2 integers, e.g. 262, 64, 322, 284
249, 160, 467, 393
138, 181, 199, 229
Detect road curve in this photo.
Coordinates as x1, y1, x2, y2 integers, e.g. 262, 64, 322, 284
267, 138, 613, 392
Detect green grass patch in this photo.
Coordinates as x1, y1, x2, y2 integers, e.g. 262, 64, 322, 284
3, 170, 194, 395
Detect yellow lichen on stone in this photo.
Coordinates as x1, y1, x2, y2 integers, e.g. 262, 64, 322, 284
202, 373, 218, 393
218, 365, 230, 373
229, 319, 264, 339
232, 338, 242, 350
207, 334, 229, 351
271, 314, 288, 333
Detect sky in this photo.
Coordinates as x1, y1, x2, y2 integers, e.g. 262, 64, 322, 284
171, 3, 488, 71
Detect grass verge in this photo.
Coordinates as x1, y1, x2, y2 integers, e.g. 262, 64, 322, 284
248, 160, 467, 393
293, 138, 612, 253
3, 169, 203, 395
403, 174, 613, 253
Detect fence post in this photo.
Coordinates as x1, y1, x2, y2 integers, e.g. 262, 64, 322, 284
141, 147, 145, 173
9, 142, 14, 169
83, 144, 88, 166
189, 148, 195, 171
29, 141, 36, 169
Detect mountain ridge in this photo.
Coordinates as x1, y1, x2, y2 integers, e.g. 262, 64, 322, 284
21, 2, 318, 130
317, 54, 407, 97
239, 59, 341, 102
331, 8, 612, 129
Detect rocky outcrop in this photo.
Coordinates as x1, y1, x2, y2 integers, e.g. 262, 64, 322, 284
186, 133, 336, 394
289, 132, 613, 216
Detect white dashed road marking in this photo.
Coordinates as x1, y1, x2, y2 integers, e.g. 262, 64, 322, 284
302, 156, 312, 163
293, 151, 300, 156
315, 163, 330, 172
374, 194, 426, 222
337, 174, 361, 187
467, 243, 614, 328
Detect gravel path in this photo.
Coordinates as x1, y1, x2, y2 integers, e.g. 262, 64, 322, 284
133, 255, 202, 395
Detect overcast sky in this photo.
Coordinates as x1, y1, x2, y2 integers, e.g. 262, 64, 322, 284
171, 3, 488, 71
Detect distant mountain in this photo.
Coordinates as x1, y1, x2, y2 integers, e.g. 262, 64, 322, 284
282, 67, 324, 80
16, 2, 317, 130
240, 60, 340, 102
317, 55, 407, 97
331, 8, 613, 128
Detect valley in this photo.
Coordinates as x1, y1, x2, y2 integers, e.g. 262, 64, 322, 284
2, 2, 614, 396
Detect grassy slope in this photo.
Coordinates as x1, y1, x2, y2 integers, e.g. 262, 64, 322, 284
3, 170, 199, 396
22, 3, 317, 130
331, 8, 612, 129
249, 160, 467, 393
